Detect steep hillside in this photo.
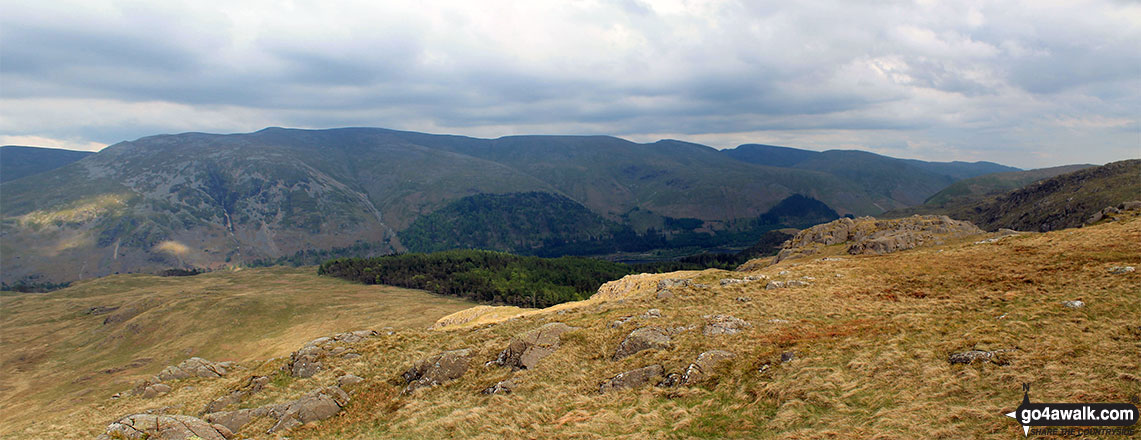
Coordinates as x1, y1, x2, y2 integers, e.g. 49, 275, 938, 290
0, 267, 476, 437
397, 192, 616, 254
0, 145, 94, 183
889, 164, 1095, 215
723, 144, 1017, 208
904, 160, 1140, 231
6, 208, 1138, 439
0, 127, 1014, 284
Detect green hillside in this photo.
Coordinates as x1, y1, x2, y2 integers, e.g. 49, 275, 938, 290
0, 145, 94, 183
901, 160, 1139, 231
0, 127, 1013, 285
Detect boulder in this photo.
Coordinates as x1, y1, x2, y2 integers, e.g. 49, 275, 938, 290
1062, 300, 1085, 309
702, 315, 751, 336
205, 386, 350, 435
492, 323, 578, 370
613, 327, 671, 360
141, 383, 172, 398
337, 374, 365, 387
681, 350, 736, 385
203, 375, 268, 414
402, 348, 473, 393
267, 386, 350, 433
285, 330, 378, 378
99, 414, 229, 440
599, 365, 664, 393
948, 350, 1005, 365
1109, 266, 1135, 274
157, 357, 229, 381
481, 379, 515, 395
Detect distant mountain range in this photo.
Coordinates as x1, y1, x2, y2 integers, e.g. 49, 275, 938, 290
1, 127, 1025, 283
0, 146, 93, 183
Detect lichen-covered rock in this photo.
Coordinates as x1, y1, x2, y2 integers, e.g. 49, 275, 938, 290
613, 327, 671, 360
681, 350, 736, 385
702, 315, 751, 336
599, 365, 664, 393
141, 383, 171, 398
492, 323, 578, 370
402, 348, 473, 393
285, 330, 377, 378
98, 414, 229, 440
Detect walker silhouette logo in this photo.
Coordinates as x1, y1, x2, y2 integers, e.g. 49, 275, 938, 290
1005, 383, 1138, 437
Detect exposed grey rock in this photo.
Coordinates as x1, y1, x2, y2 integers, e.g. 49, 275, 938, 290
657, 372, 682, 388
1062, 300, 1085, 309
99, 414, 229, 440
203, 375, 268, 414
492, 323, 578, 370
402, 348, 473, 393
765, 281, 785, 290
657, 278, 692, 290
777, 215, 983, 262
285, 330, 378, 378
158, 357, 229, 381
720, 278, 745, 286
141, 383, 172, 398
736, 296, 751, 303
599, 365, 664, 393
267, 386, 350, 433
681, 350, 736, 385
204, 385, 351, 435
702, 314, 751, 336
481, 379, 515, 395
613, 327, 671, 360
656, 289, 674, 299
780, 352, 797, 363
1109, 266, 1135, 274
337, 374, 364, 387
642, 309, 661, 319
948, 350, 1009, 365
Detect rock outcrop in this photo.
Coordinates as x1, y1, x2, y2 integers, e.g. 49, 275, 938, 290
203, 375, 269, 414
492, 322, 579, 370
204, 386, 350, 434
681, 350, 736, 385
98, 414, 231, 440
774, 215, 984, 263
285, 330, 377, 378
613, 327, 671, 360
702, 315, 750, 336
132, 357, 233, 398
402, 348, 473, 394
599, 365, 664, 393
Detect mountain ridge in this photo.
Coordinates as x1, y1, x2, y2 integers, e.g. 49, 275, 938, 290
1, 127, 1023, 284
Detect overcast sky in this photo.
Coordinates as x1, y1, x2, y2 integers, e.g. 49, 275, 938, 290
1, 0, 1138, 168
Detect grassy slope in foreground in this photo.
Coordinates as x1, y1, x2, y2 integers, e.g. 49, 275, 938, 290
20, 212, 1136, 439
0, 266, 477, 436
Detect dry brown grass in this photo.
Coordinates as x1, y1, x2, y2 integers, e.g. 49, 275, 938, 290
0, 266, 476, 439
3, 216, 1139, 439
